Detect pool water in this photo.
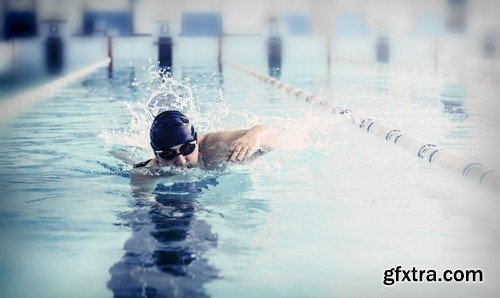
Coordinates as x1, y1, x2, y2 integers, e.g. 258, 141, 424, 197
0, 36, 499, 297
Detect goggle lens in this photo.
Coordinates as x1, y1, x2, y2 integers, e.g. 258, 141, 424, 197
155, 141, 196, 160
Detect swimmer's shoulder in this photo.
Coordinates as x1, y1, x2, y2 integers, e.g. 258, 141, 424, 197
198, 132, 236, 153
197, 134, 217, 156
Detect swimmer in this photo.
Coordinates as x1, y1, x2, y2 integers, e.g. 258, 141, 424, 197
133, 110, 277, 170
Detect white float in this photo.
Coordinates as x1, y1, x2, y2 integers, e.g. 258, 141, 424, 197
0, 57, 111, 121
223, 58, 500, 193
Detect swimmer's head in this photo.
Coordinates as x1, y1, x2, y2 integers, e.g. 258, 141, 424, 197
150, 110, 199, 167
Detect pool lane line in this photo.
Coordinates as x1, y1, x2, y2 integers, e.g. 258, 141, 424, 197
0, 57, 111, 122
222, 58, 500, 193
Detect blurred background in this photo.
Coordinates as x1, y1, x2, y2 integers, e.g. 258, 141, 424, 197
1, 2, 500, 297
0, 0, 499, 99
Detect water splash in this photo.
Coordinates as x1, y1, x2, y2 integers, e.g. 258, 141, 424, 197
99, 64, 256, 166
99, 63, 349, 172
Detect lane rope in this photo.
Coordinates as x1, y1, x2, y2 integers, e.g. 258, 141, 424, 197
0, 57, 111, 121
222, 58, 500, 193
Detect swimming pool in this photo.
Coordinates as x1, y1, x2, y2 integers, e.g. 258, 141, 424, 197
0, 35, 499, 297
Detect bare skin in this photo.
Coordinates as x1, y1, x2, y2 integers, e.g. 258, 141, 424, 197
142, 125, 277, 169
129, 125, 277, 195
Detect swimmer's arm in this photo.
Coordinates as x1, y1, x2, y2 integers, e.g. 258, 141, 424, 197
205, 125, 277, 161
130, 169, 159, 196
129, 159, 164, 198
248, 125, 278, 149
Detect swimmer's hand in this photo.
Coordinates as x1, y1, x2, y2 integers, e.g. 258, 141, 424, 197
228, 125, 276, 162
204, 124, 276, 163
228, 134, 260, 162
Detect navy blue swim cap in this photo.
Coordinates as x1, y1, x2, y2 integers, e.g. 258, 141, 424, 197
150, 110, 197, 150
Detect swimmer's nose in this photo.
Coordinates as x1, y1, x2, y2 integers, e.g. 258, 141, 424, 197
174, 155, 187, 167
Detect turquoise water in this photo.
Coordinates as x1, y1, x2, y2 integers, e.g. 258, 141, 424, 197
0, 36, 500, 297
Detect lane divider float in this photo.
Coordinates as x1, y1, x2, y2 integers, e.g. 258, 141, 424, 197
0, 57, 111, 121
222, 58, 500, 193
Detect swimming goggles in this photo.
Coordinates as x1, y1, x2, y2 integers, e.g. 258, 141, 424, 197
153, 140, 197, 160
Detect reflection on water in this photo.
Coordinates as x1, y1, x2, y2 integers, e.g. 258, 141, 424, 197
268, 66, 281, 79
108, 178, 219, 297
441, 99, 466, 115
441, 82, 467, 121
374, 72, 389, 94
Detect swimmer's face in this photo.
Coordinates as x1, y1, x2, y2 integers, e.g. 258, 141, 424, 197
156, 141, 199, 168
